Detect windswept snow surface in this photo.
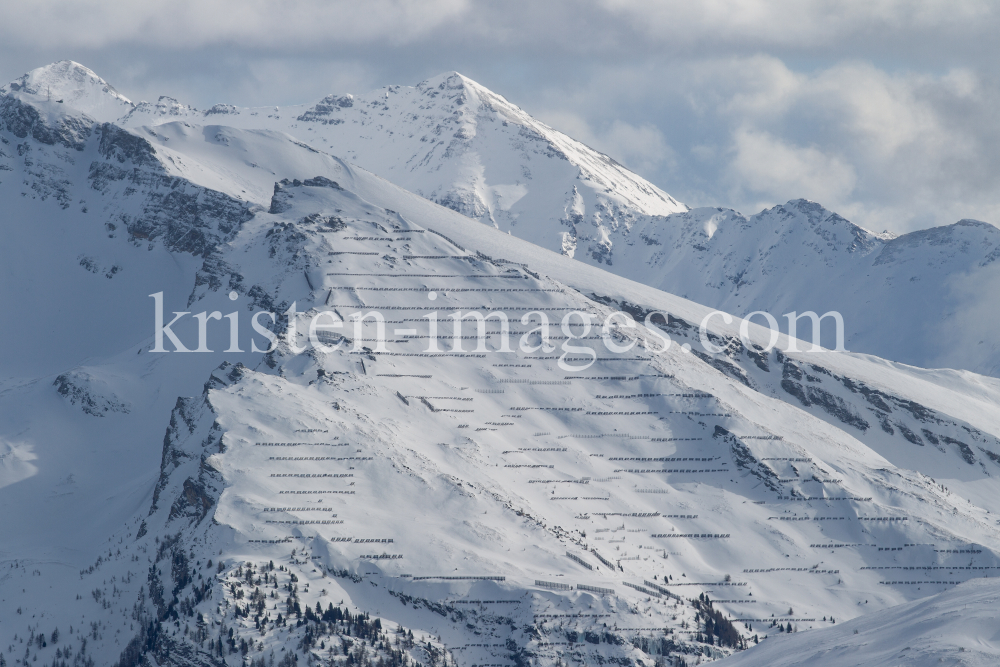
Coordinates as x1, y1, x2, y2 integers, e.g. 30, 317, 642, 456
716, 577, 1000, 666
4, 62, 1000, 666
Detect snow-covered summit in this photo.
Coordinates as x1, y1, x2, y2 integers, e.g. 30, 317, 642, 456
287, 69, 688, 227
759, 199, 890, 253
112, 68, 689, 265
590, 197, 1000, 376
2, 60, 133, 122
99, 65, 1000, 375
875, 217, 1000, 265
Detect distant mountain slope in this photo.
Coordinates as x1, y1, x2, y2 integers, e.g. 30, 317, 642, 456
12, 61, 1000, 378
618, 200, 1000, 377
6, 80, 1000, 665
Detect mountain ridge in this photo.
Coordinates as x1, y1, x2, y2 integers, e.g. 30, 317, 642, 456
4, 61, 1000, 666
13, 58, 998, 376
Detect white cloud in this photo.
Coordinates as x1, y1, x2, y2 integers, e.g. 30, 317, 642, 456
728, 127, 857, 205
598, 0, 995, 51
4, 0, 997, 59
524, 54, 1000, 233
0, 0, 472, 50
702, 58, 1000, 230
601, 121, 676, 175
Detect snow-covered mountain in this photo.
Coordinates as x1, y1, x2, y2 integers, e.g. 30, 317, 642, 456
610, 200, 1000, 377
115, 68, 688, 259
4, 61, 1000, 667
40, 59, 996, 378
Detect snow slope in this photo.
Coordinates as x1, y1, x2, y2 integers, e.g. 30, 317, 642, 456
716, 577, 1000, 666
40, 61, 996, 379
117, 70, 688, 261
4, 63, 1000, 666
121, 160, 1000, 666
601, 200, 1000, 378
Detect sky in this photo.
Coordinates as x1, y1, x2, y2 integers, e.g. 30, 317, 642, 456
2, 0, 998, 234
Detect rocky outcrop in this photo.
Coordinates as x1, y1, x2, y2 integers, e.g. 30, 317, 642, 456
0, 93, 93, 150
53, 371, 130, 417
147, 364, 244, 522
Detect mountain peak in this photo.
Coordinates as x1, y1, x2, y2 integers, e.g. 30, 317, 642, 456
415, 70, 520, 115
876, 216, 1000, 263
418, 70, 474, 89
2, 60, 133, 122
753, 199, 884, 256
954, 217, 999, 231
284, 70, 686, 241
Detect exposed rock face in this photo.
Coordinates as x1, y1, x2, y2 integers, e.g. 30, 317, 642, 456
54, 371, 130, 417
88, 123, 257, 257
0, 94, 94, 150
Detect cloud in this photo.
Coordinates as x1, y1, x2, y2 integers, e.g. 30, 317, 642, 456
705, 58, 1000, 231
0, 0, 472, 50
728, 127, 857, 205
598, 0, 995, 51
4, 1, 997, 60
522, 54, 1000, 233
601, 121, 677, 175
